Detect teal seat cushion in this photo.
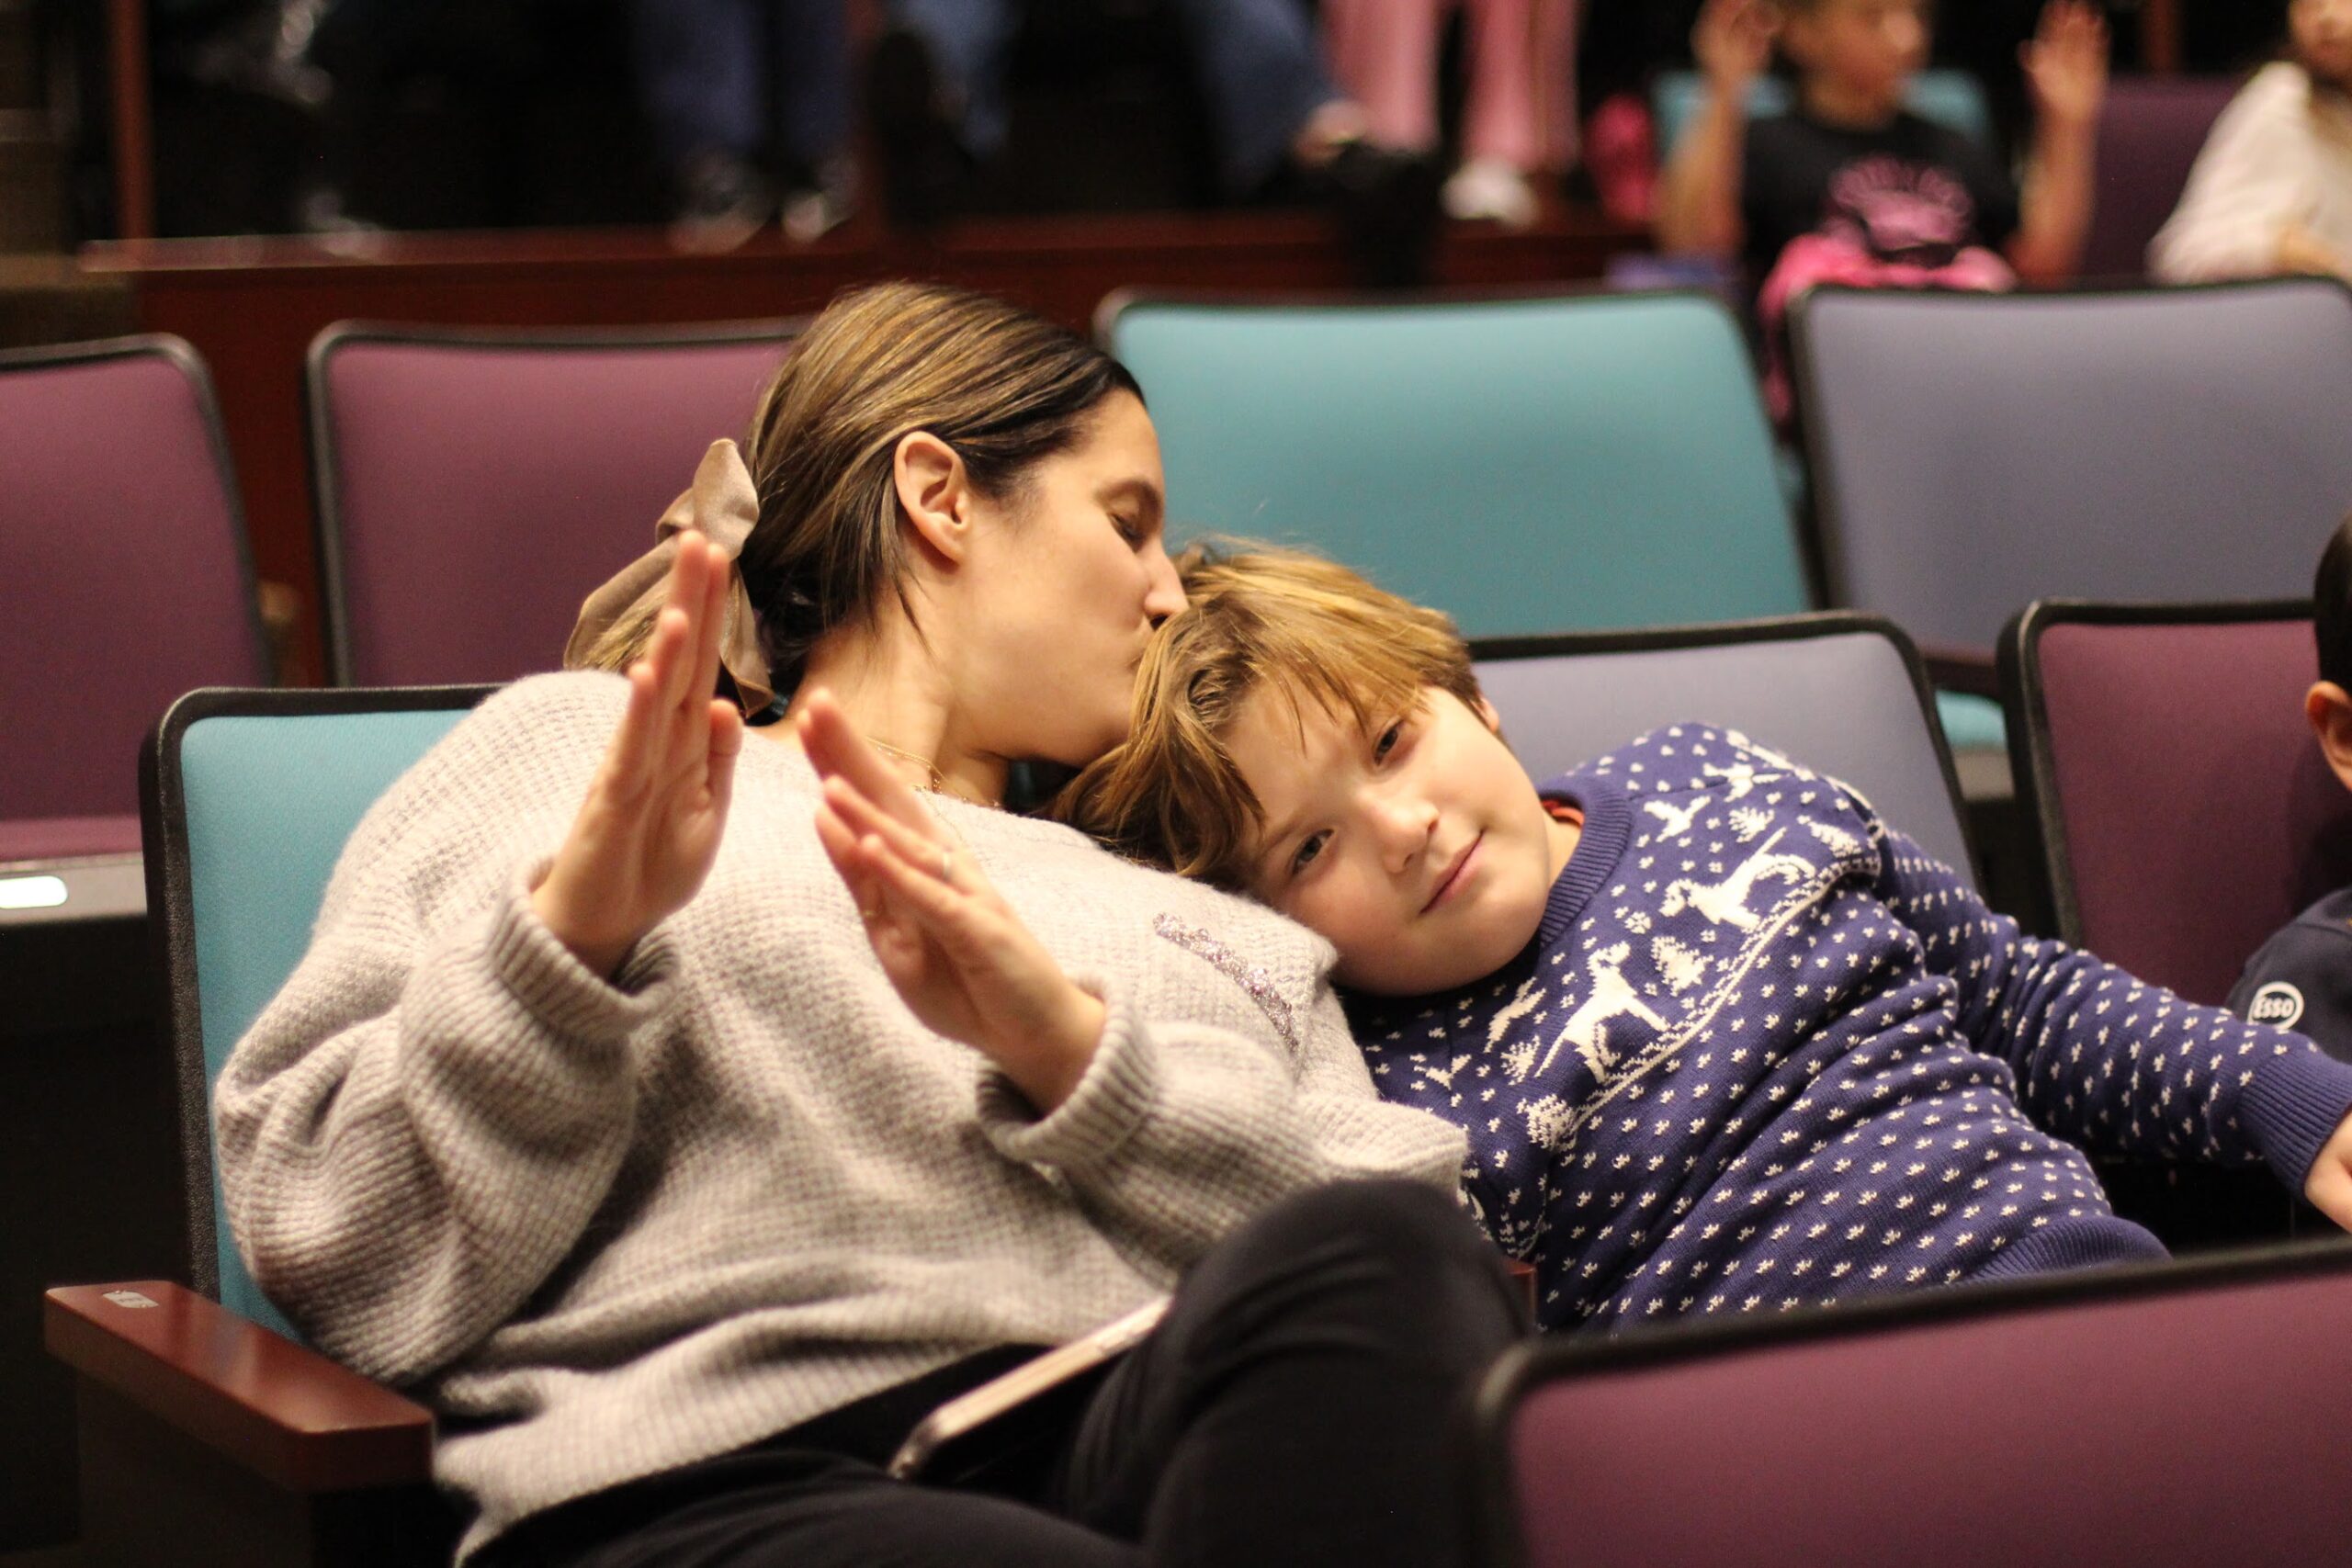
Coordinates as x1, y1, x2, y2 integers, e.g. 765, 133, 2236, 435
1111, 294, 1811, 639
182, 705, 473, 1334
1935, 689, 2008, 753
1651, 69, 1995, 158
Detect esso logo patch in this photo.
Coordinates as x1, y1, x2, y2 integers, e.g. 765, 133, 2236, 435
2248, 982, 2306, 1030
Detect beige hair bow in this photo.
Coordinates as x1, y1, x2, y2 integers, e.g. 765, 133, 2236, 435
565, 438, 775, 714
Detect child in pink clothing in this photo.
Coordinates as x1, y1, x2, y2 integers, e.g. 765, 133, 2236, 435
1322, 0, 1579, 228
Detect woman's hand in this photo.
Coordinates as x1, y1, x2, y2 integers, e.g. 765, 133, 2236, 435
1692, 0, 1776, 96
531, 535, 745, 977
801, 691, 1104, 1114
2022, 0, 2109, 134
2304, 1110, 2352, 1232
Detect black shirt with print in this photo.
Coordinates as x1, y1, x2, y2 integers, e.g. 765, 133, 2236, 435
1740, 107, 2019, 281
2230, 885, 2352, 1066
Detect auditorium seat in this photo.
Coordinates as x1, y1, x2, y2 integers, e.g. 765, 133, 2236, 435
1791, 279, 2352, 703
1, 335, 267, 836
2002, 598, 2339, 1246
1474, 1239, 2352, 1568
306, 320, 799, 686
1102, 288, 1814, 641
2081, 74, 2243, 281
1, 335, 266, 1546
1474, 610, 1973, 884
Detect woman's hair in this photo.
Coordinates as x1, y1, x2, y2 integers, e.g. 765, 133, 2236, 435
581, 281, 1140, 695
1052, 544, 1482, 889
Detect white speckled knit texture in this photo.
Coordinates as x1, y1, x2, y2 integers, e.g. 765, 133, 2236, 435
214, 672, 1464, 1559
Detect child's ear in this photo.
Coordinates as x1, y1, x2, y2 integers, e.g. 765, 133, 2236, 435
892, 431, 971, 564
2306, 682, 2352, 794
1474, 694, 1504, 735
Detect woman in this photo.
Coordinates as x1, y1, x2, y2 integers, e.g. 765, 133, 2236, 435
215, 282, 1523, 1567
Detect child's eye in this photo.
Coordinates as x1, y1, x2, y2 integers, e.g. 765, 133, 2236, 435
1373, 721, 1403, 761
1290, 829, 1330, 877
1112, 513, 1144, 546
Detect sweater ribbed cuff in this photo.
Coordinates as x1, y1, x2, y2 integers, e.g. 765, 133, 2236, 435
977, 976, 1155, 1172
482, 871, 678, 1044
2240, 1039, 2352, 1195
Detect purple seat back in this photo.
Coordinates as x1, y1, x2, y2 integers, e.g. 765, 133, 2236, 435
310, 322, 798, 686
2006, 602, 2352, 1007
1792, 281, 2352, 658
0, 338, 265, 825
1480, 1246, 2352, 1568
2082, 74, 2243, 279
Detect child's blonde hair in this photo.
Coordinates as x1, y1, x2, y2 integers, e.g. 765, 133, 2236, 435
1053, 545, 1482, 888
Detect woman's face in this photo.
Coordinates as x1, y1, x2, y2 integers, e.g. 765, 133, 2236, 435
2295, 0, 2352, 90
955, 391, 1184, 767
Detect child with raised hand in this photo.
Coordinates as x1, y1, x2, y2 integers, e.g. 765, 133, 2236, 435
1658, 0, 2107, 286
2229, 515, 2352, 1048
2152, 0, 2352, 284
1057, 547, 2352, 1330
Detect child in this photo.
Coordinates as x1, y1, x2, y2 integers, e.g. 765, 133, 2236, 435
2230, 515, 2352, 1046
1060, 547, 2352, 1330
2151, 0, 2352, 284
1657, 0, 2106, 417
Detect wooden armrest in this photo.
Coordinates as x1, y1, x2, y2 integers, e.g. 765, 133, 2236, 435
45, 1281, 433, 1493
1920, 644, 2000, 701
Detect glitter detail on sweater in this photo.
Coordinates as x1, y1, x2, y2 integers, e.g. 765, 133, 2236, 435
1155, 914, 1299, 1051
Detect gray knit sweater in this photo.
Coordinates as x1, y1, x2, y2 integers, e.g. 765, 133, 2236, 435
215, 673, 1465, 1558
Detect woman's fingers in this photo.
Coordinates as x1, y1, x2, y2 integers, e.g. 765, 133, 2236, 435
684, 536, 729, 729
703, 698, 744, 818
821, 775, 954, 878
798, 689, 934, 831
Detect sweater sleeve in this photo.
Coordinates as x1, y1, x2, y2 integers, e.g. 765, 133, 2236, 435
212, 687, 670, 1388
1870, 826, 2352, 1193
973, 975, 1467, 1269
2150, 68, 2315, 282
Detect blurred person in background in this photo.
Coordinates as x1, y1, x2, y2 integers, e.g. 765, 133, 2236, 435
2152, 0, 2352, 283
871, 0, 1442, 282
630, 0, 855, 250
1320, 0, 1581, 230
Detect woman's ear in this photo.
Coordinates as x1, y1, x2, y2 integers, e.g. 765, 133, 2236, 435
892, 432, 970, 563
2307, 682, 2352, 794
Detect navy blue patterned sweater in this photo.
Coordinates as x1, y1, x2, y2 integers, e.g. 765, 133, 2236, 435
1344, 727, 2352, 1332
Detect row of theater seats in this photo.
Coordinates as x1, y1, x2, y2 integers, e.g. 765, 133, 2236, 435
11, 274, 2352, 865
35, 603, 2352, 1565
8, 281, 2352, 1560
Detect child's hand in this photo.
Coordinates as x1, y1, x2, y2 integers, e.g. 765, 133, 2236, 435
2021, 0, 2109, 133
2304, 1110, 2352, 1232
531, 535, 744, 978
802, 693, 1103, 1114
1693, 0, 1777, 96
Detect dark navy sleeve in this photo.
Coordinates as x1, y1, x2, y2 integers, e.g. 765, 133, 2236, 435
1867, 822, 2352, 1194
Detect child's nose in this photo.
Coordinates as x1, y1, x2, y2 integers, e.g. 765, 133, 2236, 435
1370, 791, 1437, 872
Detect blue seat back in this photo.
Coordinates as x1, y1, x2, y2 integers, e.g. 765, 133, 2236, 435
1793, 280, 2352, 654
147, 688, 489, 1335
1474, 615, 1973, 883
1103, 291, 1811, 639
1650, 68, 1994, 158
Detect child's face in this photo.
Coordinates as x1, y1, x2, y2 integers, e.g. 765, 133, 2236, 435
1783, 0, 1930, 109
2294, 0, 2352, 91
1222, 684, 1577, 997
